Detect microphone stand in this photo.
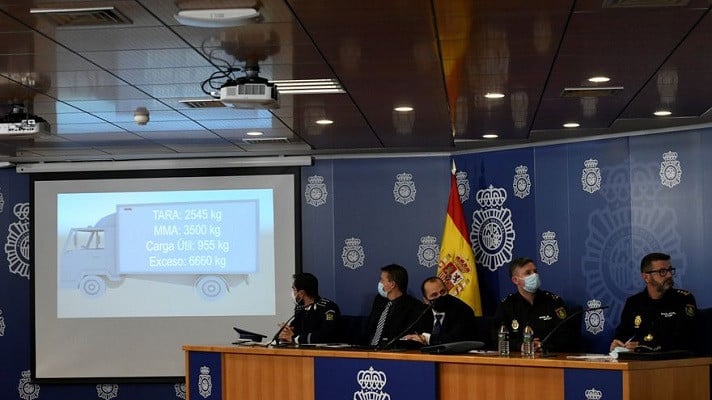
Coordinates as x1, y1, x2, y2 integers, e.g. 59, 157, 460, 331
269, 313, 296, 346
538, 305, 609, 357
379, 303, 433, 350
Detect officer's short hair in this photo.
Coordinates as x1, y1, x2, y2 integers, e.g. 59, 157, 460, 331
293, 273, 319, 297
640, 252, 670, 273
508, 257, 535, 277
420, 276, 446, 297
381, 264, 409, 293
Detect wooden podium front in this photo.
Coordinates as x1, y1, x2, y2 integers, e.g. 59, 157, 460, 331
184, 344, 711, 400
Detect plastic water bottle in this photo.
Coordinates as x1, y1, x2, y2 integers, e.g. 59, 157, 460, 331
497, 324, 510, 356
522, 325, 534, 357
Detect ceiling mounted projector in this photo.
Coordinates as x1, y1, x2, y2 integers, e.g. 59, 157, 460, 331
218, 66, 279, 109
174, 8, 260, 27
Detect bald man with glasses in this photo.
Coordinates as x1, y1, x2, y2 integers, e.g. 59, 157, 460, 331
610, 252, 698, 353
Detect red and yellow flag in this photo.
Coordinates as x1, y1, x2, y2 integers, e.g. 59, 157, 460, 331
437, 169, 482, 315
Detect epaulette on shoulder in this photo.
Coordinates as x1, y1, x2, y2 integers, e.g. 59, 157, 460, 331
501, 293, 515, 302
674, 288, 692, 296
542, 290, 560, 300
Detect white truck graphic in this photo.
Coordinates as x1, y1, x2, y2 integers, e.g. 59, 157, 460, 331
60, 200, 259, 300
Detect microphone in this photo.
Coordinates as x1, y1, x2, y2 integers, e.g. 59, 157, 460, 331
538, 305, 609, 356
379, 303, 433, 350
269, 313, 296, 346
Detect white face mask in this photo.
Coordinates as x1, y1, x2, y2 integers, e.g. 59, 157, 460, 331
291, 289, 301, 305
520, 273, 541, 293
377, 281, 389, 298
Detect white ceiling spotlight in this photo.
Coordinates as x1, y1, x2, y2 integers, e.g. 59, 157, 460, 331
563, 122, 580, 128
174, 8, 261, 28
588, 76, 610, 83
133, 107, 149, 125
315, 119, 333, 125
654, 110, 672, 116
484, 92, 505, 99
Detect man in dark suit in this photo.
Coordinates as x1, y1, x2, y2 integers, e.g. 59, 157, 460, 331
364, 263, 426, 348
403, 277, 477, 345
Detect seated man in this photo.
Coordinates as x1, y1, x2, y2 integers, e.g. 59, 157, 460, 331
492, 257, 573, 352
403, 276, 477, 345
364, 263, 426, 348
279, 273, 341, 344
610, 252, 697, 353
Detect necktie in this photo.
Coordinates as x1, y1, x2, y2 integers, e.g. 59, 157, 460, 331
432, 313, 443, 335
371, 301, 392, 346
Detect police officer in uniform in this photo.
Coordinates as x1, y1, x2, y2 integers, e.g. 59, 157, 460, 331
493, 257, 574, 352
279, 273, 341, 344
610, 252, 697, 352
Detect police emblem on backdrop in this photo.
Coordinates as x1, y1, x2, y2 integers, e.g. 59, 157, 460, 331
393, 172, 417, 205
0, 189, 5, 212
197, 366, 212, 399
305, 175, 328, 207
659, 150, 682, 188
17, 370, 40, 400
0, 309, 5, 336
539, 231, 559, 265
585, 299, 605, 335
341, 237, 365, 270
585, 388, 603, 400
353, 366, 390, 400
417, 235, 440, 268
5, 202, 30, 279
470, 185, 516, 272
456, 170, 470, 203
512, 165, 531, 199
96, 383, 119, 400
581, 158, 602, 194
175, 383, 187, 399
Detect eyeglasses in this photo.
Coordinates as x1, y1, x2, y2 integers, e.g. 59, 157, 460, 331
644, 267, 676, 277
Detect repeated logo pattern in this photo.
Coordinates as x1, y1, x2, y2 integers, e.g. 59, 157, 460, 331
305, 175, 328, 207
354, 366, 390, 400
584, 299, 605, 335
198, 366, 212, 399
6, 202, 30, 279
513, 165, 531, 199
417, 236, 440, 268
96, 383, 119, 400
581, 159, 602, 194
393, 172, 416, 205
585, 387, 603, 400
470, 185, 516, 271
342, 237, 365, 270
174, 383, 187, 399
18, 370, 40, 400
0, 309, 5, 336
659, 151, 682, 188
539, 231, 559, 265
456, 171, 470, 203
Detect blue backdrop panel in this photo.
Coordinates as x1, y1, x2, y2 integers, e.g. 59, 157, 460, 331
188, 351, 222, 400
564, 369, 621, 400
329, 157, 450, 316
314, 357, 436, 400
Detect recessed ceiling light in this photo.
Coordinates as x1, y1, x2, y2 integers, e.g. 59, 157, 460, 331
588, 76, 610, 83
484, 92, 505, 99
563, 122, 580, 128
394, 106, 414, 112
315, 119, 333, 125
482, 133, 499, 139
654, 110, 672, 116
246, 131, 263, 136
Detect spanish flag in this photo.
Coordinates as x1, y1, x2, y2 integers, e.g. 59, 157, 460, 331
437, 167, 483, 316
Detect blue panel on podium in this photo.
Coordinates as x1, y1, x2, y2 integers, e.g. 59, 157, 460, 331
314, 357, 436, 400
188, 352, 222, 400
564, 369, 621, 400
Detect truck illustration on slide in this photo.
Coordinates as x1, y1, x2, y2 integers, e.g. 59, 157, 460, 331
59, 200, 259, 300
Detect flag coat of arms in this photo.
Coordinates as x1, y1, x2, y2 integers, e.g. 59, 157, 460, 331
437, 170, 483, 315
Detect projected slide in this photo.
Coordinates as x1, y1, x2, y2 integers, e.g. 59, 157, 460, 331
57, 188, 274, 318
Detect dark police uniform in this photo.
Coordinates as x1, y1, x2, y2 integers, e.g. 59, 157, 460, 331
492, 289, 573, 351
290, 297, 341, 344
614, 288, 697, 352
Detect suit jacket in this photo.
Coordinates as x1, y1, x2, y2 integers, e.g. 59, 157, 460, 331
416, 295, 477, 345
364, 293, 426, 346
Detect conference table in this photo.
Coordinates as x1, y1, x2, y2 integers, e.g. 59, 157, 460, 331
183, 344, 711, 400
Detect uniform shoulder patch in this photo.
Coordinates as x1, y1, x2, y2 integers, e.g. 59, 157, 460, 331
325, 309, 336, 320
685, 304, 696, 317
555, 307, 567, 320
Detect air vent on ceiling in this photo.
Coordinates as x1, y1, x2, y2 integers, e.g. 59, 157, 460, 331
242, 137, 291, 144
561, 86, 624, 97
30, 6, 132, 26
179, 99, 226, 108
603, 0, 688, 7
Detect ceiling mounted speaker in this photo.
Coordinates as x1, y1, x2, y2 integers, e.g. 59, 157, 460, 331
174, 8, 260, 27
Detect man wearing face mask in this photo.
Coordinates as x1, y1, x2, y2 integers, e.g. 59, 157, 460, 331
402, 277, 477, 345
278, 273, 341, 345
364, 264, 426, 348
492, 257, 573, 352
610, 252, 697, 353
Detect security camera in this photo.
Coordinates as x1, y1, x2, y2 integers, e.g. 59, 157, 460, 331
133, 107, 149, 125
